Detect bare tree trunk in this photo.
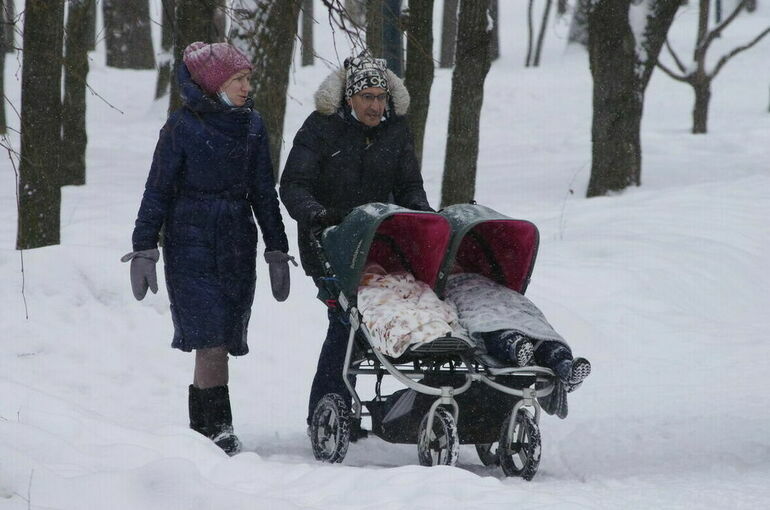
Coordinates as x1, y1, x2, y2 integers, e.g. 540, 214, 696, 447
441, 0, 492, 207
213, 0, 227, 39
170, 0, 221, 112
568, 0, 589, 46
382, 0, 403, 76
404, 0, 434, 164
696, 0, 709, 48
489, 0, 499, 60
18, 0, 65, 250
103, 0, 155, 69
533, 0, 553, 66
62, 0, 92, 186
439, 0, 458, 67
585, 0, 680, 197
155, 0, 175, 100
692, 78, 711, 133
345, 0, 366, 26
366, 0, 384, 56
526, 0, 535, 66
656, 0, 769, 134
586, 0, 641, 197
231, 0, 302, 180
3, 0, 13, 52
301, 0, 314, 66
714, 0, 722, 23
87, 0, 96, 50
0, 0, 5, 133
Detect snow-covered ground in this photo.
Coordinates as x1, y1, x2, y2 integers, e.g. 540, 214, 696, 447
2, 1, 770, 508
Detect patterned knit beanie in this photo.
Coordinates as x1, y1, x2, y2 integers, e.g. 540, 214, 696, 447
182, 42, 252, 95
344, 53, 389, 98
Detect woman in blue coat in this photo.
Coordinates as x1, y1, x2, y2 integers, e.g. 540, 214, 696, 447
122, 42, 294, 455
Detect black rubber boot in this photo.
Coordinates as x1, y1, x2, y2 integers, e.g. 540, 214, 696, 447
188, 385, 208, 436
199, 385, 242, 456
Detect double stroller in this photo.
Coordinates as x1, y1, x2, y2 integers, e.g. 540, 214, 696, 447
308, 203, 557, 480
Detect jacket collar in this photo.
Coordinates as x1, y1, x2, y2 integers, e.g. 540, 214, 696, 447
314, 67, 410, 117
177, 64, 254, 115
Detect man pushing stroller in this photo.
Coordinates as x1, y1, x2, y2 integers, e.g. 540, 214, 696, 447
280, 53, 433, 434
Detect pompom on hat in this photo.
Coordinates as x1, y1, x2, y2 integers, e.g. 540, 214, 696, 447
344, 52, 389, 98
182, 42, 252, 95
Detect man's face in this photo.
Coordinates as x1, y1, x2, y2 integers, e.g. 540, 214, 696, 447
347, 87, 388, 127
220, 69, 252, 107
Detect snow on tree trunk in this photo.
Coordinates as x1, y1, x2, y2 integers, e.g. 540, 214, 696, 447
568, 0, 590, 46
441, 0, 492, 207
439, 0, 458, 67
62, 0, 92, 186
17, 0, 65, 250
586, 0, 680, 198
103, 0, 155, 69
489, 0, 499, 60
586, 0, 641, 197
155, 0, 175, 100
405, 0, 434, 164
230, 0, 301, 180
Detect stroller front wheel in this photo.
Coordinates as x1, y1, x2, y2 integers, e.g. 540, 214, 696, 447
498, 408, 541, 480
417, 406, 459, 467
310, 393, 351, 463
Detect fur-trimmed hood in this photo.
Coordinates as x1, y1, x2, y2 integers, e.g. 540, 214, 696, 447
313, 67, 410, 117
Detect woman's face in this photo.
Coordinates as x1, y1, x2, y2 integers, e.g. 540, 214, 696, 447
220, 70, 252, 107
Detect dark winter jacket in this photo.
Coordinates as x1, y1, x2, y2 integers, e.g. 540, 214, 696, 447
280, 68, 431, 277
131, 64, 288, 355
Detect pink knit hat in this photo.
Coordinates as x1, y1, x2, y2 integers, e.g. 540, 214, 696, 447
182, 42, 253, 95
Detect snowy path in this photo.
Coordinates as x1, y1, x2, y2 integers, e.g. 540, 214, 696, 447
2, 2, 770, 508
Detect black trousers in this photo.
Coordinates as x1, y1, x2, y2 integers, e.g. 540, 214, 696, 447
307, 308, 356, 424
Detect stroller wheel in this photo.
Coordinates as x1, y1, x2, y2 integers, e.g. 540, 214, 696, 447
498, 409, 541, 480
310, 393, 351, 463
417, 407, 459, 467
475, 443, 499, 466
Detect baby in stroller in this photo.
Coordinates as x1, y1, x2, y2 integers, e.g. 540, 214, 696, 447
356, 261, 469, 357
445, 268, 591, 393
357, 259, 591, 394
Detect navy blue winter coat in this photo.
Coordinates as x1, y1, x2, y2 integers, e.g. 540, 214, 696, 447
132, 64, 288, 355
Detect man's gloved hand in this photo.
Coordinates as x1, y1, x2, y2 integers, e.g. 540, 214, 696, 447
311, 207, 349, 229
264, 251, 298, 302
120, 248, 160, 301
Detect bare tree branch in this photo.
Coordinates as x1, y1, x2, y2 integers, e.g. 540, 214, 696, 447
655, 59, 690, 83
320, 0, 367, 53
710, 26, 770, 79
664, 38, 687, 74
697, 0, 747, 59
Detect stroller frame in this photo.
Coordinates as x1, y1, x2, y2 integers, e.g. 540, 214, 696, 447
308, 204, 557, 479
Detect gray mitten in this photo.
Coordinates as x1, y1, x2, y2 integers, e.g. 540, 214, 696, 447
120, 248, 160, 301
264, 251, 298, 302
